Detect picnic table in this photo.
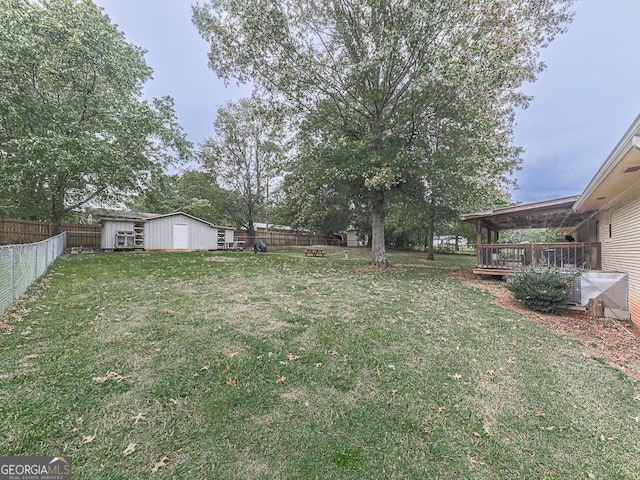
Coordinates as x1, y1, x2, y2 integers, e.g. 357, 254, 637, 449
304, 248, 326, 257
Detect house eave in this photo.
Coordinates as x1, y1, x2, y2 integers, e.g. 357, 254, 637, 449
574, 113, 640, 212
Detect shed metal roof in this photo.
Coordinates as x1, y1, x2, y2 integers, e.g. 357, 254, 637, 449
101, 211, 236, 230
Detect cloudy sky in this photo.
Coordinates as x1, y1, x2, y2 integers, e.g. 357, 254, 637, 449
94, 0, 640, 205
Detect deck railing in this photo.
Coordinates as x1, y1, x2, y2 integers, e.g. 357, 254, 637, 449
476, 242, 601, 272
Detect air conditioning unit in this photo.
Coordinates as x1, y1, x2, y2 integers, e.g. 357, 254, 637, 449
115, 230, 135, 249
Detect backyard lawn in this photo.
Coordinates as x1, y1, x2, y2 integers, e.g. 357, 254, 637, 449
1, 247, 639, 479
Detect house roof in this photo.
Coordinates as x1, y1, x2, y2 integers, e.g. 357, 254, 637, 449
460, 196, 595, 231
573, 113, 640, 212
461, 113, 640, 232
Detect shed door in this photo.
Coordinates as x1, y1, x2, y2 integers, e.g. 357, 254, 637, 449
173, 224, 189, 249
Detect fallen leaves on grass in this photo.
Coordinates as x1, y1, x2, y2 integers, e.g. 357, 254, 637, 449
276, 376, 286, 383
225, 348, 241, 358
82, 434, 96, 444
93, 371, 127, 383
327, 350, 338, 356
226, 379, 237, 387
0, 322, 13, 332
151, 456, 169, 473
287, 353, 299, 361
24, 354, 38, 359
535, 411, 546, 417
131, 412, 146, 425
123, 443, 138, 456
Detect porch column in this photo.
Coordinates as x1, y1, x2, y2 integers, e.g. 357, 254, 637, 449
476, 221, 482, 267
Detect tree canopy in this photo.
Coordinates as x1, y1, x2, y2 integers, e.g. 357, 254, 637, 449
194, 0, 574, 265
127, 170, 232, 225
199, 96, 283, 243
0, 0, 191, 230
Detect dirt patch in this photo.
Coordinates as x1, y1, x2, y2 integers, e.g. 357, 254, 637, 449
461, 274, 640, 381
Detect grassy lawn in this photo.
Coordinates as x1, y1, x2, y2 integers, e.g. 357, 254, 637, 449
1, 247, 639, 479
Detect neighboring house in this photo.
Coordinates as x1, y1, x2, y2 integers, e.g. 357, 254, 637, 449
460, 113, 640, 325
100, 212, 236, 251
433, 235, 468, 250
571, 114, 640, 325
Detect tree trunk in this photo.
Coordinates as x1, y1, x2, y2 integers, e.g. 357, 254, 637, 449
426, 215, 435, 261
426, 196, 435, 261
247, 218, 256, 247
370, 194, 388, 266
51, 195, 65, 236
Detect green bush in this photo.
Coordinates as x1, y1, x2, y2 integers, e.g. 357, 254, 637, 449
506, 269, 576, 313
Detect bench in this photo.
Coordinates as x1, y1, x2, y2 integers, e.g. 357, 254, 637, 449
304, 248, 326, 257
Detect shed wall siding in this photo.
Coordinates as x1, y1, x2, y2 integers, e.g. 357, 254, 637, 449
145, 214, 217, 250
598, 186, 640, 325
101, 221, 136, 249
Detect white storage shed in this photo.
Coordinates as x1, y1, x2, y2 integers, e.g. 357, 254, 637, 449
100, 212, 236, 251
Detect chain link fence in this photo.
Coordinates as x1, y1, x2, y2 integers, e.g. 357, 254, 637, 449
0, 232, 67, 315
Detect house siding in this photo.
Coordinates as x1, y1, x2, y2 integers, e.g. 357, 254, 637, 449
145, 214, 217, 250
598, 186, 640, 325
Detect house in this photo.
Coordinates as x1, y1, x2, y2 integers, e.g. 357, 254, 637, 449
100, 212, 237, 251
433, 235, 468, 250
461, 113, 640, 325
571, 114, 640, 325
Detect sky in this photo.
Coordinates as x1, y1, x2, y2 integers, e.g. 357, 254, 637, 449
93, 0, 640, 205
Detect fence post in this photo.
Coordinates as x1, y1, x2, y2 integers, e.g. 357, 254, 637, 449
8, 247, 14, 302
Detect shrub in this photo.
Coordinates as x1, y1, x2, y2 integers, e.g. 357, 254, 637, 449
506, 269, 577, 313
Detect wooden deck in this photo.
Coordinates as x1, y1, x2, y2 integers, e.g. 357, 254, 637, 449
474, 242, 601, 276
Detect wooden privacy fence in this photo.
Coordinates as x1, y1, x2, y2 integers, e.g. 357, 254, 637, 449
0, 218, 101, 247
1, 218, 338, 249
235, 230, 328, 247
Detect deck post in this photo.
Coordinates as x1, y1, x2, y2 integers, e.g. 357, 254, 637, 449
476, 221, 482, 267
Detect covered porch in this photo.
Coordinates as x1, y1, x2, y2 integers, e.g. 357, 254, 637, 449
461, 196, 600, 276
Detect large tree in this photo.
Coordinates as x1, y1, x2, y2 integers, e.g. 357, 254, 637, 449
193, 0, 573, 266
0, 0, 191, 232
199, 96, 283, 244
127, 170, 232, 225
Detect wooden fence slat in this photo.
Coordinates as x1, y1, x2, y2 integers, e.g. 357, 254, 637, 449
0, 217, 101, 247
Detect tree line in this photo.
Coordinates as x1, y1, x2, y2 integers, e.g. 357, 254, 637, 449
1, 0, 574, 259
